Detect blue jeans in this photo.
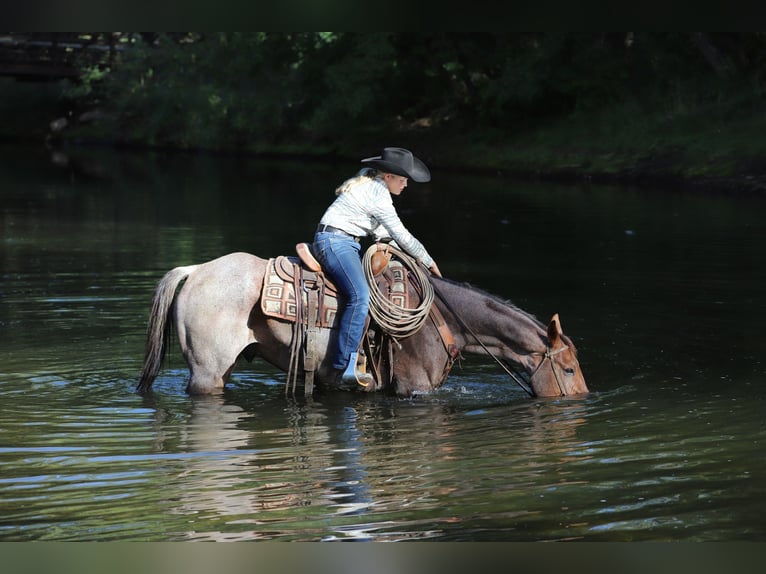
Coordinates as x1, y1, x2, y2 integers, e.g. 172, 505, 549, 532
313, 232, 370, 371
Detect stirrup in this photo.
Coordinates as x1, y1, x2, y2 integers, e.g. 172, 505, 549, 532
341, 352, 373, 388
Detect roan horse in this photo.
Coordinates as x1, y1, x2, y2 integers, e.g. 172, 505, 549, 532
137, 250, 588, 398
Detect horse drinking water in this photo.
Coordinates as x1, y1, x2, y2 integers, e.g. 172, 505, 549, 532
137, 249, 588, 398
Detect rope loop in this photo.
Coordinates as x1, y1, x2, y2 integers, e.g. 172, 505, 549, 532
362, 244, 434, 339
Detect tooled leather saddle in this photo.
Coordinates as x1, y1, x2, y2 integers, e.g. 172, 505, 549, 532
260, 242, 408, 329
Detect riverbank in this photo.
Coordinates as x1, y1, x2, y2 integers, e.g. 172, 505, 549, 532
328, 95, 766, 195
6, 76, 766, 195
65, 105, 766, 196
45, 127, 766, 197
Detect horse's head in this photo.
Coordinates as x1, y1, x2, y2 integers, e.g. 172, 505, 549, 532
529, 314, 589, 397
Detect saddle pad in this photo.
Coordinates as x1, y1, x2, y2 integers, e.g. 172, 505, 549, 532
261, 257, 339, 328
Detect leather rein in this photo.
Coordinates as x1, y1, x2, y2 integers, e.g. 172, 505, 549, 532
431, 282, 568, 397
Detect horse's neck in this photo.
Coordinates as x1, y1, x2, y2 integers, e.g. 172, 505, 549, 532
433, 278, 546, 367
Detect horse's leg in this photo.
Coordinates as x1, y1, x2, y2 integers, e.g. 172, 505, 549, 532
175, 253, 266, 395
180, 320, 241, 394
392, 363, 436, 397
393, 322, 449, 397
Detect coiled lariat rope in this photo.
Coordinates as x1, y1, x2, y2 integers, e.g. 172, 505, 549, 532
362, 244, 434, 339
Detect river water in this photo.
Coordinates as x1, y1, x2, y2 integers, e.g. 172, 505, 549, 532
1, 144, 764, 541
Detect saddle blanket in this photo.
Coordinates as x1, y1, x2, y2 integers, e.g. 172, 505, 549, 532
261, 256, 338, 328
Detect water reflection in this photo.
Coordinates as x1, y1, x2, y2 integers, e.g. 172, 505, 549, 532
115, 383, 596, 542
151, 395, 309, 541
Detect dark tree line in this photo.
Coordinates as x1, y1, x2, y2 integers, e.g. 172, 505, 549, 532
55, 32, 766, 151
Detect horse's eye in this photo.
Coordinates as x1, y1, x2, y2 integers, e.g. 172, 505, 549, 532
564, 367, 575, 376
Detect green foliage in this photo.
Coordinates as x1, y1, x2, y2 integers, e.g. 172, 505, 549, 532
64, 65, 110, 100
54, 32, 766, 166
301, 34, 396, 134
89, 33, 311, 148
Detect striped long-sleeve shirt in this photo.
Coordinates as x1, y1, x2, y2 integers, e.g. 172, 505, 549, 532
318, 171, 435, 268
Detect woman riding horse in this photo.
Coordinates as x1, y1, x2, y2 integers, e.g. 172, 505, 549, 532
312, 147, 442, 389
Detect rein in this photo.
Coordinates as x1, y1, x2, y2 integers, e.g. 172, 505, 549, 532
431, 283, 535, 397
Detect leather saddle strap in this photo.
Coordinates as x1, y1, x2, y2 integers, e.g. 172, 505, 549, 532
430, 303, 460, 359
429, 302, 461, 386
304, 282, 319, 397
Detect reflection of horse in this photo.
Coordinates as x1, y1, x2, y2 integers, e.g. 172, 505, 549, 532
137, 251, 588, 398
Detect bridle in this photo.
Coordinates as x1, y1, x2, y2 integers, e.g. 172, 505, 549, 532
432, 282, 570, 397
529, 345, 569, 397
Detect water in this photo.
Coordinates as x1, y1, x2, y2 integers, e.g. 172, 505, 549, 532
1, 144, 764, 541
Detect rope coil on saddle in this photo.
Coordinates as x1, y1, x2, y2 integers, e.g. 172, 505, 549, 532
362, 244, 434, 339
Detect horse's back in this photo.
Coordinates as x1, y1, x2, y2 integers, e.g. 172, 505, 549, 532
176, 251, 267, 316
195, 251, 267, 277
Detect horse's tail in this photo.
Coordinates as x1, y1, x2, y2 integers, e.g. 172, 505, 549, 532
137, 265, 197, 393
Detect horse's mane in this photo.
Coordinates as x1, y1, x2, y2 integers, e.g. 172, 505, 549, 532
432, 276, 545, 329
432, 276, 577, 350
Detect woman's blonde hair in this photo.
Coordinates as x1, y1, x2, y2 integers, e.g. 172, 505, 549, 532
335, 168, 381, 196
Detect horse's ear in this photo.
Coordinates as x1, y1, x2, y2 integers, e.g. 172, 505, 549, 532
547, 313, 563, 345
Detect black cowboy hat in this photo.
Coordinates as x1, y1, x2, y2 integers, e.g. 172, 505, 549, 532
361, 147, 431, 183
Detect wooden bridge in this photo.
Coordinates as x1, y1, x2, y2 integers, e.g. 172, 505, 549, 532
0, 33, 131, 81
